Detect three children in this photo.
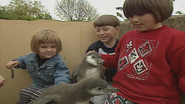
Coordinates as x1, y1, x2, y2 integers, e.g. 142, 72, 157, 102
3, 0, 185, 104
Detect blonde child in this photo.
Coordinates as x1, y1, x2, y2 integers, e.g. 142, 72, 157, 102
86, 14, 120, 83
86, 15, 120, 104
6, 29, 71, 104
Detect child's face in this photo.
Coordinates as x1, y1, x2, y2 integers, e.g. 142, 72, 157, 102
129, 13, 162, 31
38, 43, 57, 59
95, 26, 119, 43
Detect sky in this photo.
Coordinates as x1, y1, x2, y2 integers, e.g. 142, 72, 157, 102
0, 0, 185, 20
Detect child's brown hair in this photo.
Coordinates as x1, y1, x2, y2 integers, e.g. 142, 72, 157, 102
123, 0, 173, 22
31, 29, 62, 53
93, 15, 120, 27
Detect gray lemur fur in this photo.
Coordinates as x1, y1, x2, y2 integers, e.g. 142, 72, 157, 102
71, 51, 105, 83
28, 77, 119, 104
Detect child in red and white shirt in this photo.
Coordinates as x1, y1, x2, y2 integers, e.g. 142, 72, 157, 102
98, 0, 185, 104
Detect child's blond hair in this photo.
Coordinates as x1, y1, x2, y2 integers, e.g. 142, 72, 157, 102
93, 15, 120, 28
31, 29, 62, 53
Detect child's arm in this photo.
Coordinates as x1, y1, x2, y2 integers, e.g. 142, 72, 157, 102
53, 60, 71, 84
7, 53, 33, 69
170, 36, 185, 93
179, 77, 185, 93
171, 47, 185, 93
6, 60, 20, 69
101, 54, 118, 69
0, 75, 5, 87
100, 38, 123, 69
13, 56, 27, 69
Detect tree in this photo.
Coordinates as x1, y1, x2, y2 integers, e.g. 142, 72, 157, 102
116, 7, 123, 18
0, 6, 13, 19
173, 0, 185, 15
175, 10, 183, 15
116, 7, 128, 21
0, 0, 52, 20
55, 0, 99, 21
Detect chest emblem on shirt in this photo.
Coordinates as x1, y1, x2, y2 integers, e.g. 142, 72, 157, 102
126, 41, 133, 52
133, 59, 148, 75
118, 38, 159, 80
138, 41, 152, 57
128, 48, 139, 64
119, 56, 129, 70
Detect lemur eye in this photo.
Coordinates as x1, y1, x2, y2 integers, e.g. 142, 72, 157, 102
97, 88, 102, 90
92, 56, 95, 59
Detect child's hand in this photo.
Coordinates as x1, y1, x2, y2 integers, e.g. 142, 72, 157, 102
0, 75, 5, 87
6, 60, 19, 69
85, 50, 99, 56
